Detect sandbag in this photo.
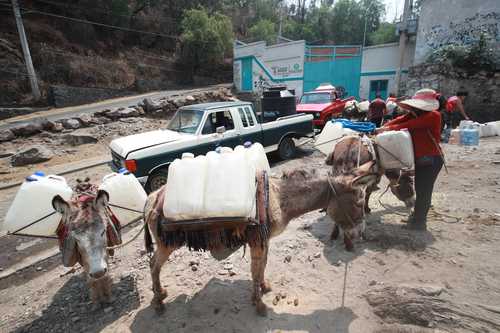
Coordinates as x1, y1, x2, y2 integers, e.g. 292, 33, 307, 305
375, 130, 414, 170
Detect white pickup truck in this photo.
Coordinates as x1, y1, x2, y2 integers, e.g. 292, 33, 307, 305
109, 101, 314, 192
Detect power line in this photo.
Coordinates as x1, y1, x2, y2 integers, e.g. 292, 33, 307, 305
26, 0, 178, 25
0, 3, 179, 40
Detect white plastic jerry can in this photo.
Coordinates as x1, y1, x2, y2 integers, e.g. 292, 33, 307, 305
163, 153, 208, 221
99, 168, 147, 224
204, 147, 256, 218
3, 172, 73, 236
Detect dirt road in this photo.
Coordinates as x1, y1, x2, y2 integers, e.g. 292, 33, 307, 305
0, 84, 230, 131
1, 138, 500, 333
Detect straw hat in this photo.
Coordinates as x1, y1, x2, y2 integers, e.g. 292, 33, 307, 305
398, 88, 439, 112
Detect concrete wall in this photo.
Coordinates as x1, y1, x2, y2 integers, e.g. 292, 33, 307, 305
414, 0, 500, 64
234, 40, 305, 96
359, 41, 415, 99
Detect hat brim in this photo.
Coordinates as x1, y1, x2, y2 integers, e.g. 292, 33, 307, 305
397, 99, 439, 112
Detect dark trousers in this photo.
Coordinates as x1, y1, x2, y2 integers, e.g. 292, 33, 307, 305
414, 155, 443, 225
370, 117, 383, 127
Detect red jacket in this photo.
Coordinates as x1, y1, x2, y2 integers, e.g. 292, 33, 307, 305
385, 111, 442, 158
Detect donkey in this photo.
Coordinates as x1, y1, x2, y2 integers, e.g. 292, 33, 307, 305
52, 179, 122, 303
325, 135, 415, 250
143, 167, 376, 316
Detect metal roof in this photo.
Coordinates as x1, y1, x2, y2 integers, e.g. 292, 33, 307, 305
181, 101, 252, 111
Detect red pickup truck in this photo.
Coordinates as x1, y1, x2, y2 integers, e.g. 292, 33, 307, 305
296, 84, 354, 127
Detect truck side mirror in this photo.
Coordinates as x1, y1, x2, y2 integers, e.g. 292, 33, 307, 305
216, 126, 226, 134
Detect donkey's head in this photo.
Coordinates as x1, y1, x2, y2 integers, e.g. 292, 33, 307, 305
326, 160, 379, 239
53, 180, 119, 302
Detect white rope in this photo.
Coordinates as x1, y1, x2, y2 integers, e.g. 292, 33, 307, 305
107, 224, 145, 250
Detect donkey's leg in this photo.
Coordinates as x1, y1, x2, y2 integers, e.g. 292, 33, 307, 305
260, 242, 272, 294
150, 245, 174, 312
331, 223, 340, 240
250, 242, 269, 316
343, 232, 354, 252
364, 190, 373, 214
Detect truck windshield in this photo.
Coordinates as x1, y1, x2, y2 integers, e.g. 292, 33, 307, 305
300, 93, 331, 104
167, 109, 204, 134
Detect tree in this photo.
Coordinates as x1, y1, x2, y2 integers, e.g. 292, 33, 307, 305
369, 22, 398, 45
248, 19, 276, 44
180, 8, 233, 72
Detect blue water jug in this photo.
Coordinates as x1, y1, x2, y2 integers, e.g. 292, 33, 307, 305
461, 126, 479, 146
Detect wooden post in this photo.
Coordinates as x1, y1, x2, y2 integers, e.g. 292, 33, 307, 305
11, 0, 41, 100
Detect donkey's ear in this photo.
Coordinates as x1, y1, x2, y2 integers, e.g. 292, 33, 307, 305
52, 195, 69, 214
351, 173, 379, 188
94, 190, 109, 210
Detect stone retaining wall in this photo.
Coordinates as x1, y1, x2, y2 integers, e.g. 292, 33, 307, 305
48, 85, 135, 108
405, 63, 500, 122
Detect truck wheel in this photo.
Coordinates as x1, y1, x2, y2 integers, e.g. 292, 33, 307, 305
146, 168, 168, 193
278, 137, 296, 160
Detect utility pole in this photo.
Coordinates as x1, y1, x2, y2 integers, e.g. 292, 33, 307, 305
11, 0, 41, 100
394, 0, 411, 95
277, 2, 283, 44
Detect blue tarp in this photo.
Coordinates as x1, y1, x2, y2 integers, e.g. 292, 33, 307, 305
332, 118, 375, 133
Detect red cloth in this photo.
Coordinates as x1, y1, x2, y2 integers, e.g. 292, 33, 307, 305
385, 110, 442, 158
446, 96, 458, 113
368, 98, 386, 120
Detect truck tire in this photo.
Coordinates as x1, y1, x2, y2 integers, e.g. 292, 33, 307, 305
278, 136, 296, 160
146, 168, 168, 193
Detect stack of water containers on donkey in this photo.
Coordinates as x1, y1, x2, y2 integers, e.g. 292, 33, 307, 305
163, 142, 270, 222
2, 169, 147, 237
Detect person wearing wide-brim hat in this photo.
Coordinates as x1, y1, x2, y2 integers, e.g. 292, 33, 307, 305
377, 88, 443, 231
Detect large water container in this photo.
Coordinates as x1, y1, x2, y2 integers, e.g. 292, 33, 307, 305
448, 129, 461, 145
485, 121, 500, 136
479, 123, 497, 138
203, 148, 256, 218
315, 121, 356, 155
235, 142, 270, 174
3, 173, 73, 236
375, 130, 415, 170
163, 153, 208, 221
99, 169, 147, 224
459, 120, 474, 130
461, 126, 479, 146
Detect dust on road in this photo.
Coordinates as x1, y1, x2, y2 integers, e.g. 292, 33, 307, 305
0, 138, 499, 332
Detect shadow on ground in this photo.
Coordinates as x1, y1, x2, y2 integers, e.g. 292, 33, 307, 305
14, 274, 140, 333
131, 277, 357, 333
306, 208, 436, 266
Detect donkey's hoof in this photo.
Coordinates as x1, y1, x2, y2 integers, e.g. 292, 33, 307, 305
256, 302, 268, 317
155, 288, 168, 302
261, 281, 272, 294
153, 302, 165, 314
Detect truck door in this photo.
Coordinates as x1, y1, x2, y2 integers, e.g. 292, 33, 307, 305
237, 106, 263, 145
198, 109, 240, 151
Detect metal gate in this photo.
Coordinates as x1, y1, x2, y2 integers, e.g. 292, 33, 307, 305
303, 45, 362, 98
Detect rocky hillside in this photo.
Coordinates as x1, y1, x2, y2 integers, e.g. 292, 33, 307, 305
0, 1, 231, 106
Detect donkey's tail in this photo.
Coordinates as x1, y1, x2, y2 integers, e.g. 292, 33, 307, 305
144, 222, 154, 253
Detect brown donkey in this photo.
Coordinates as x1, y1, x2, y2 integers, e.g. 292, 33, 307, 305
143, 167, 376, 316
